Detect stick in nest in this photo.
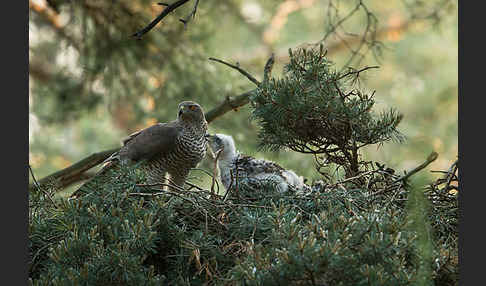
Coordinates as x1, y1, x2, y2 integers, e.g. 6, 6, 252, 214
29, 165, 57, 206
211, 147, 224, 196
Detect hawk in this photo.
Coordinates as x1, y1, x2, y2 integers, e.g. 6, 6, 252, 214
71, 101, 208, 197
208, 133, 307, 193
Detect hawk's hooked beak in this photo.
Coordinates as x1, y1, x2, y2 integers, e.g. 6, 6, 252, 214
178, 106, 184, 117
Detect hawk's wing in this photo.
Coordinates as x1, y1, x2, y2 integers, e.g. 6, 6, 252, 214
121, 129, 143, 146
71, 122, 180, 199
119, 121, 181, 162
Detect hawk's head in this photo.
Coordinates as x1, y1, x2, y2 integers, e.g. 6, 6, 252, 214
208, 133, 237, 161
178, 101, 205, 123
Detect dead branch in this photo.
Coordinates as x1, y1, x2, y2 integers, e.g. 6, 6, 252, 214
262, 53, 275, 84
208, 57, 260, 86
393, 151, 439, 184
337, 65, 380, 81
132, 0, 193, 39
132, 184, 229, 230
29, 165, 57, 206
430, 159, 458, 193
29, 148, 119, 192
204, 89, 256, 123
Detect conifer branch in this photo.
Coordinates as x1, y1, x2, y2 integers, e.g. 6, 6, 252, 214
231, 19, 412, 68
250, 46, 404, 178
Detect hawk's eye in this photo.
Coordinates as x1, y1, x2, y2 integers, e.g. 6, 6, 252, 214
189, 105, 197, 111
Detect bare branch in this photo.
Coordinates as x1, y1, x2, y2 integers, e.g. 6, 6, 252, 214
337, 65, 380, 81
29, 165, 41, 189
28, 148, 119, 192
232, 19, 411, 69
29, 165, 57, 206
320, 0, 362, 45
179, 0, 200, 28
208, 57, 260, 86
263, 53, 275, 84
132, 0, 192, 39
204, 89, 256, 123
393, 152, 439, 184
136, 182, 186, 193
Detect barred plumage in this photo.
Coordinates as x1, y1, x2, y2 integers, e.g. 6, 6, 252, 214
142, 122, 208, 187
208, 133, 308, 193
71, 101, 208, 198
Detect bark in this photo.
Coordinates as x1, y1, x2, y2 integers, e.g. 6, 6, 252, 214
29, 148, 118, 192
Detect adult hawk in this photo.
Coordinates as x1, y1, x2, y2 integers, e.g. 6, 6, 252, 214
208, 133, 308, 193
71, 101, 208, 198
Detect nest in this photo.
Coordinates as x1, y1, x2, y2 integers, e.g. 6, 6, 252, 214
29, 159, 459, 285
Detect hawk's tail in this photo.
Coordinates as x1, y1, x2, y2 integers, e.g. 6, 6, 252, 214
69, 153, 120, 200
